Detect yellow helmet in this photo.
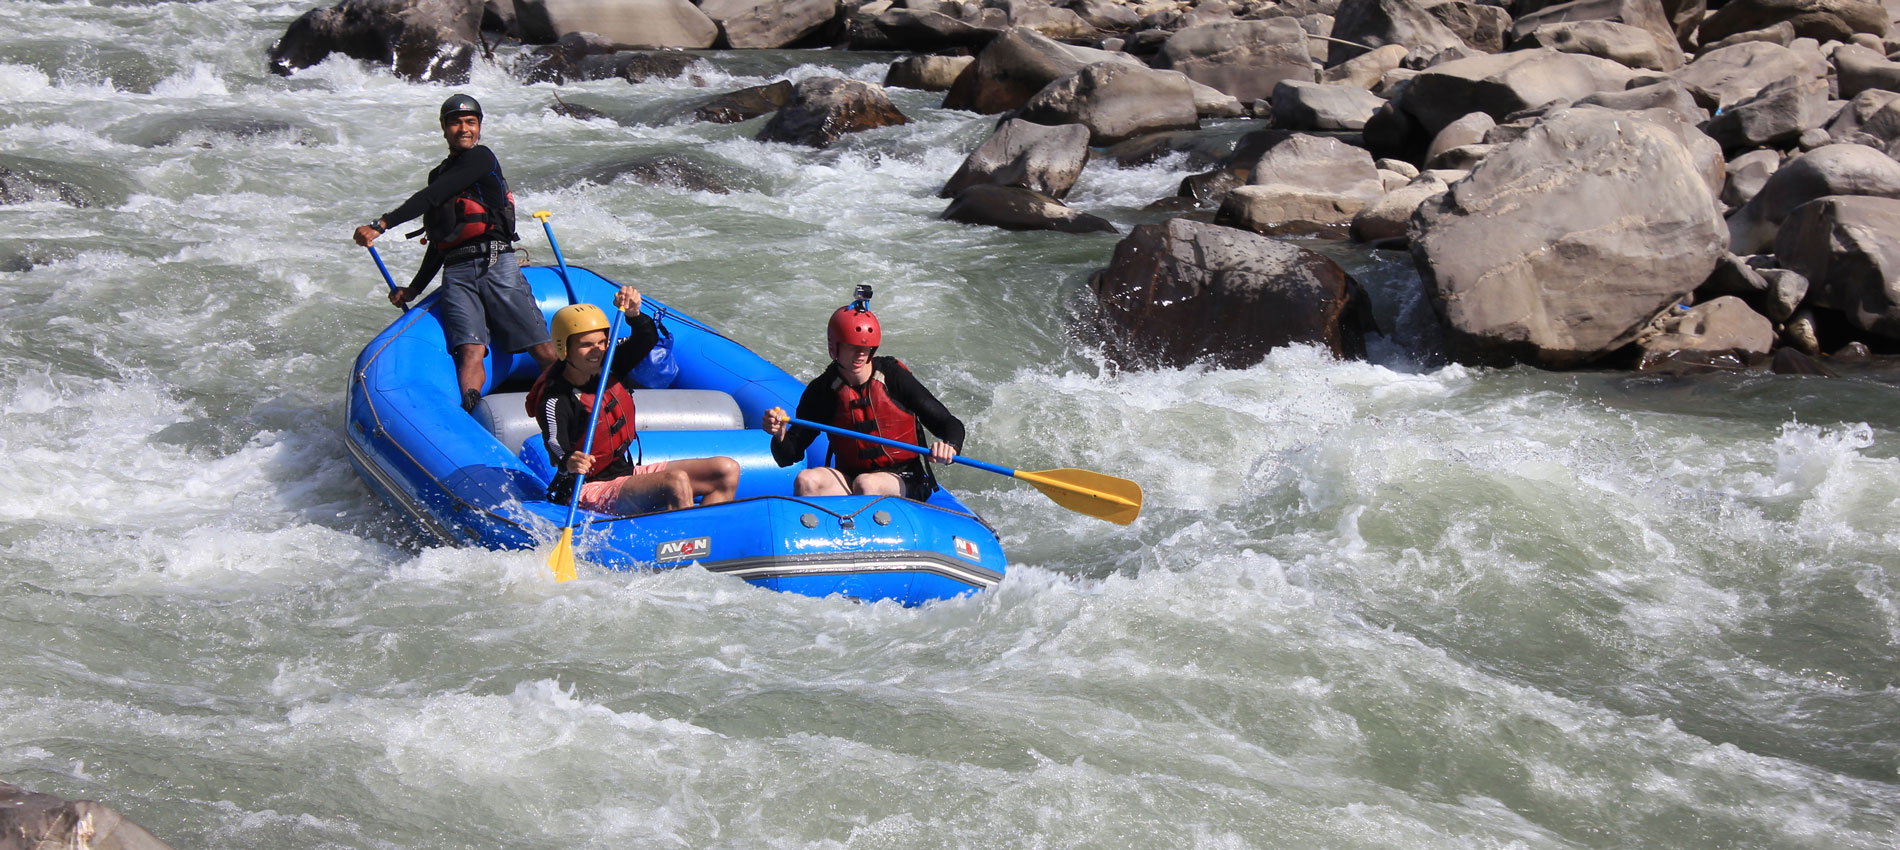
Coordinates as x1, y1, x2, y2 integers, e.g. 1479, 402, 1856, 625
550, 303, 610, 359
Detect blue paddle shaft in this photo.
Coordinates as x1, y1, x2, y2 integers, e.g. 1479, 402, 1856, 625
539, 219, 579, 305
784, 415, 1012, 477
367, 245, 406, 312
560, 310, 627, 528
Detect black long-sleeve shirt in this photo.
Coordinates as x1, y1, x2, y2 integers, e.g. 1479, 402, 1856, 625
771, 356, 965, 469
534, 315, 660, 497
380, 145, 512, 290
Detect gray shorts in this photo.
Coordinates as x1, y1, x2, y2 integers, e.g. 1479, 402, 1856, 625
438, 249, 551, 353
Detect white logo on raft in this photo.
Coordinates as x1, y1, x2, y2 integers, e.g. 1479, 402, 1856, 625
953, 537, 979, 562
656, 536, 711, 563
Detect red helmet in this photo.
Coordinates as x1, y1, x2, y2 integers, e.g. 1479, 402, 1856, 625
828, 305, 881, 349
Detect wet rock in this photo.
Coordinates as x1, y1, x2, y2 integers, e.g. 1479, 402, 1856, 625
1770, 346, 1838, 375
941, 184, 1117, 232
693, 79, 793, 123
1773, 194, 1900, 339
1697, 0, 1888, 46
1411, 107, 1727, 367
518, 34, 698, 83
1671, 41, 1828, 109
884, 55, 975, 90
1727, 143, 1900, 253
515, 0, 718, 46
1513, 20, 1682, 71
1328, 0, 1471, 67
267, 0, 479, 82
758, 77, 908, 147
702, 0, 836, 48
940, 118, 1091, 199
1270, 80, 1386, 130
1153, 18, 1316, 104
1632, 348, 1751, 372
1088, 217, 1372, 368
1701, 74, 1829, 151
1634, 295, 1777, 358
0, 781, 175, 850
942, 26, 1140, 113
1019, 63, 1200, 145
567, 151, 739, 193
1398, 48, 1641, 137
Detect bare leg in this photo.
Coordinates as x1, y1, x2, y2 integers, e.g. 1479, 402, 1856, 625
453, 343, 488, 396
611, 468, 695, 514
668, 456, 741, 505
526, 341, 558, 372
793, 467, 851, 497
850, 471, 904, 497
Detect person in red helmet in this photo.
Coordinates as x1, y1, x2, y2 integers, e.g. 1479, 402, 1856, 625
761, 288, 964, 500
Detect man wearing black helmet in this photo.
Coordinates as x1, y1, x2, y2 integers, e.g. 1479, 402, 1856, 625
353, 93, 557, 413
761, 290, 963, 500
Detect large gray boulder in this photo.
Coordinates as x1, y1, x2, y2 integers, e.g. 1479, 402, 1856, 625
515, 0, 717, 46
1328, 0, 1471, 66
1217, 134, 1387, 233
757, 77, 909, 147
1270, 79, 1387, 130
1726, 143, 1900, 252
1832, 43, 1900, 100
1722, 147, 1782, 206
941, 184, 1117, 233
0, 782, 175, 850
1319, 43, 1410, 87
942, 26, 1140, 113
1019, 63, 1200, 145
1773, 194, 1900, 337
854, 6, 1005, 50
1351, 171, 1453, 242
1825, 87, 1900, 153
1398, 48, 1642, 137
1697, 0, 1888, 45
1572, 77, 1709, 123
1513, 20, 1683, 71
1153, 18, 1317, 103
701, 0, 836, 48
1509, 0, 1682, 70
885, 54, 976, 90
1410, 107, 1727, 367
1671, 41, 1829, 109
1701, 73, 1830, 150
1088, 217, 1372, 368
940, 118, 1091, 199
268, 0, 481, 81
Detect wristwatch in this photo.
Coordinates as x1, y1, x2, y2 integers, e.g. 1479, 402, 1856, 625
367, 220, 386, 233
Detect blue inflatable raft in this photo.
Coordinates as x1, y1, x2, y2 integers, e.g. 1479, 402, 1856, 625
344, 263, 1006, 605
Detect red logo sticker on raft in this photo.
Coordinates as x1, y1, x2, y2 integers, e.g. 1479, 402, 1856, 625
656, 536, 710, 564
953, 537, 979, 562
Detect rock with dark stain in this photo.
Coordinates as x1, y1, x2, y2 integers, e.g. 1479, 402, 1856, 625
940, 185, 1117, 233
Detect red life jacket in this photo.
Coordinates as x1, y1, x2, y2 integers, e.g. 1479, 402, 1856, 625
830, 366, 920, 475
527, 369, 637, 475
428, 171, 517, 250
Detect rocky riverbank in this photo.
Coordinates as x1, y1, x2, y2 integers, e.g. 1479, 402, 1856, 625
268, 0, 1900, 373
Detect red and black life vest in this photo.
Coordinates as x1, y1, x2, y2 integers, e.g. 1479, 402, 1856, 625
527, 370, 637, 475
829, 367, 921, 475
428, 171, 517, 250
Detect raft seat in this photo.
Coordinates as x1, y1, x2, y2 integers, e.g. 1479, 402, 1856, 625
473, 390, 749, 485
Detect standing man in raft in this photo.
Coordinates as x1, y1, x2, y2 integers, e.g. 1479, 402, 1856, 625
352, 93, 557, 413
761, 287, 964, 500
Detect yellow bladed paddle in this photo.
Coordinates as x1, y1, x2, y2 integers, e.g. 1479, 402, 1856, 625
781, 413, 1143, 525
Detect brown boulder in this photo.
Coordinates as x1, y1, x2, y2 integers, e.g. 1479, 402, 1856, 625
1773, 194, 1900, 338
942, 26, 1140, 113
1697, 0, 1888, 45
1019, 63, 1201, 145
693, 80, 794, 123
1671, 40, 1829, 109
514, 0, 718, 46
1153, 18, 1316, 103
0, 782, 175, 850
1634, 295, 1777, 358
940, 118, 1091, 199
1088, 217, 1372, 368
1398, 48, 1642, 136
1727, 143, 1900, 253
267, 0, 481, 82
757, 77, 909, 147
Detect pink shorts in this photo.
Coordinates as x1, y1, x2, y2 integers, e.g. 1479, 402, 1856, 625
576, 461, 669, 514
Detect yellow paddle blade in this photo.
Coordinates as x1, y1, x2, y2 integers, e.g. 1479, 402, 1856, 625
1014, 468, 1144, 525
548, 528, 578, 582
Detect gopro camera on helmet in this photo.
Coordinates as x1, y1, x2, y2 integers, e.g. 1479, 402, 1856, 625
853, 284, 873, 308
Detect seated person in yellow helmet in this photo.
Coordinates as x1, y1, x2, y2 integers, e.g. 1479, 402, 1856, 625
527, 288, 740, 515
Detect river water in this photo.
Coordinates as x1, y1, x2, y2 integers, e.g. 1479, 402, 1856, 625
2, 1, 1896, 847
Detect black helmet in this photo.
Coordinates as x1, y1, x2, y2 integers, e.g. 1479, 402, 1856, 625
440, 94, 482, 124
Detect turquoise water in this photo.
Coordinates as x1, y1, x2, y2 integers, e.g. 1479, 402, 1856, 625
0, 2, 1895, 847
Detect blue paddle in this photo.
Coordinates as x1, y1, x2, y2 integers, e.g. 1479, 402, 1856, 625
775, 414, 1143, 525
531, 210, 579, 305
366, 245, 406, 312
548, 307, 627, 582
